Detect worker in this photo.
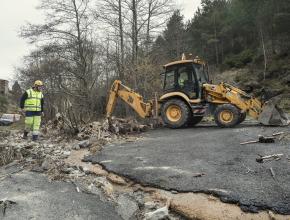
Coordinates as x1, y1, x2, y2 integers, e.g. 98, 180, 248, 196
178, 72, 189, 88
20, 80, 44, 141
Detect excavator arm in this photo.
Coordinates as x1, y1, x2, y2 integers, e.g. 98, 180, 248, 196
106, 80, 153, 118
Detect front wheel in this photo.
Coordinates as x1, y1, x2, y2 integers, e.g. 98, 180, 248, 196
238, 112, 247, 124
161, 99, 191, 129
214, 104, 240, 128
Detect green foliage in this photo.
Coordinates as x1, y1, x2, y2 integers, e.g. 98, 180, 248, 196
0, 95, 8, 113
224, 50, 254, 68
154, 0, 290, 67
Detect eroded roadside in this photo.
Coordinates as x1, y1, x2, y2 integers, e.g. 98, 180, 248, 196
65, 149, 289, 220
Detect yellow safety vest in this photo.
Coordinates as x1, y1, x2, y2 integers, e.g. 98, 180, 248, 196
24, 88, 43, 112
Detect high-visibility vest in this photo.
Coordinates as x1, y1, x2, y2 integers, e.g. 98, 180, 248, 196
24, 88, 43, 112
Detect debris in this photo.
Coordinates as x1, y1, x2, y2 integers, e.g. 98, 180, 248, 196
269, 167, 275, 179
108, 117, 149, 134
94, 177, 114, 196
145, 206, 169, 220
0, 198, 16, 216
116, 194, 139, 220
41, 159, 55, 171
272, 132, 284, 137
240, 135, 275, 145
107, 173, 127, 185
78, 140, 92, 148
256, 154, 283, 163
193, 173, 205, 177
145, 201, 158, 210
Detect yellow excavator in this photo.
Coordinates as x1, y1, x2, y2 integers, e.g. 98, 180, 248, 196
106, 56, 288, 128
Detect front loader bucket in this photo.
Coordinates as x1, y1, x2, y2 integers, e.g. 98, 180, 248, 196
258, 96, 289, 126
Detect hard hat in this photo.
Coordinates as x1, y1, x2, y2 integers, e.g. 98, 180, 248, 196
34, 80, 44, 86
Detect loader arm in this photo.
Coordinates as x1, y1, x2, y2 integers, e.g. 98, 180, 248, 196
203, 83, 263, 120
106, 80, 153, 118
204, 82, 288, 125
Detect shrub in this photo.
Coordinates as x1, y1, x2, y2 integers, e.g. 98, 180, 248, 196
224, 49, 254, 68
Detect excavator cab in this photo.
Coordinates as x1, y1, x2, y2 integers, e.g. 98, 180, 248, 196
158, 59, 210, 128
162, 62, 208, 99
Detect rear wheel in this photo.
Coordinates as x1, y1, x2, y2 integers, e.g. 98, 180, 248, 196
214, 104, 240, 128
188, 116, 203, 127
161, 99, 191, 128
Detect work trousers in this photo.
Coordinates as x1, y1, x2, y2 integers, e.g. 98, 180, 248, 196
25, 115, 41, 136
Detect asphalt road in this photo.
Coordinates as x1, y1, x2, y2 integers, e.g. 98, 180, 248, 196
0, 170, 122, 220
84, 122, 290, 215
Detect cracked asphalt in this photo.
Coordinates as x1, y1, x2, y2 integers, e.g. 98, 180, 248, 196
0, 170, 121, 220
84, 122, 290, 215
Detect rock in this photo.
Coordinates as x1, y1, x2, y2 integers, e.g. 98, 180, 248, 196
79, 140, 92, 148
132, 191, 145, 206
107, 174, 127, 185
41, 159, 54, 171
61, 166, 75, 174
62, 151, 71, 156
145, 201, 158, 210
89, 165, 108, 176
31, 166, 45, 173
87, 183, 103, 197
145, 206, 169, 220
94, 177, 114, 196
89, 145, 102, 154
72, 144, 80, 150
116, 194, 139, 220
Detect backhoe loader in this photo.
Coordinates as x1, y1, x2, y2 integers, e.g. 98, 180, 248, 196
106, 56, 289, 128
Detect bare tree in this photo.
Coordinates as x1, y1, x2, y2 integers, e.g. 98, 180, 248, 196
20, 0, 103, 127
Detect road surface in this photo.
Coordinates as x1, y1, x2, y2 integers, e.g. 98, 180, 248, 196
84, 122, 290, 214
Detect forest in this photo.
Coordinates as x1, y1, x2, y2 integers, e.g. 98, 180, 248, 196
14, 0, 290, 129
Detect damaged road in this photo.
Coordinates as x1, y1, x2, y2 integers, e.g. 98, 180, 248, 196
0, 170, 122, 220
84, 122, 290, 215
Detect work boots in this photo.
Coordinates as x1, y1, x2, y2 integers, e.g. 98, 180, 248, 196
23, 131, 28, 139
32, 135, 39, 141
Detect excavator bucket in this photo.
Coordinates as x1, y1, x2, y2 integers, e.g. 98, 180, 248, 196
258, 96, 289, 126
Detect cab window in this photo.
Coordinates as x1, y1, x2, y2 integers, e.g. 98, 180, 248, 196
164, 70, 175, 90
177, 67, 190, 88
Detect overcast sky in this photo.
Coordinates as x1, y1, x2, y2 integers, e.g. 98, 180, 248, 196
0, 0, 201, 82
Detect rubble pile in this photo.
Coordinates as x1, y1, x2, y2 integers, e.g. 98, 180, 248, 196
77, 117, 150, 140
0, 116, 151, 181
44, 114, 151, 140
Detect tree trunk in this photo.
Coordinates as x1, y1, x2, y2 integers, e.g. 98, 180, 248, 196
118, 0, 124, 80
260, 27, 267, 81
146, 1, 152, 54
132, 0, 138, 65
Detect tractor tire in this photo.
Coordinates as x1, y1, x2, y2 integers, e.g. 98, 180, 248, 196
238, 112, 247, 124
214, 104, 240, 128
161, 99, 191, 129
188, 116, 203, 127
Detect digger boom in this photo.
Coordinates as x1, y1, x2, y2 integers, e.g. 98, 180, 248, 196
106, 80, 153, 118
